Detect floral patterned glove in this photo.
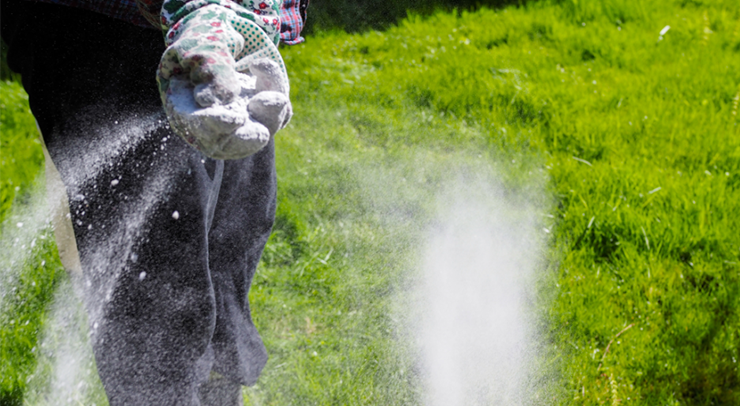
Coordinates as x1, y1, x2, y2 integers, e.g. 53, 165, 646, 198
157, 0, 292, 160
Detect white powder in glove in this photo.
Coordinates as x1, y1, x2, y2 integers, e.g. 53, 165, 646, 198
164, 67, 289, 160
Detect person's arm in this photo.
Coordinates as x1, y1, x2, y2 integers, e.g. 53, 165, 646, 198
157, 0, 291, 159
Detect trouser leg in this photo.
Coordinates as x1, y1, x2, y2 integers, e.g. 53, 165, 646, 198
193, 142, 277, 404
207, 145, 276, 387
3, 0, 275, 401
4, 2, 212, 404
198, 372, 244, 406
66, 114, 219, 406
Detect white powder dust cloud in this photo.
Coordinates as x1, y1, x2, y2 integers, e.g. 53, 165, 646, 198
2, 112, 171, 405
0, 179, 51, 315
0, 178, 104, 405
412, 176, 546, 406
23, 277, 105, 406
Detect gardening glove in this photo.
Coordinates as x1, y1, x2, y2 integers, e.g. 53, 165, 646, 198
157, 0, 292, 160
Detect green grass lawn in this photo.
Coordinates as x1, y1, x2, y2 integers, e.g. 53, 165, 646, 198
3, 0, 740, 404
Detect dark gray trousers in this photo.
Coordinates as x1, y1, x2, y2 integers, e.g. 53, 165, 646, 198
2, 1, 275, 404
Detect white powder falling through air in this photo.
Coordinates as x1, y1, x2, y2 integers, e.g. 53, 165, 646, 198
415, 178, 542, 406
23, 277, 105, 406
0, 178, 51, 315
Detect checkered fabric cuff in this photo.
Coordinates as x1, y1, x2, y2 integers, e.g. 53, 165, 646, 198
279, 0, 307, 45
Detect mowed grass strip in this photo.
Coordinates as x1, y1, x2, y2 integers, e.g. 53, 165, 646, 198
3, 0, 740, 404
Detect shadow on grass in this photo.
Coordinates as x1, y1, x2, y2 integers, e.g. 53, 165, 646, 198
304, 0, 531, 35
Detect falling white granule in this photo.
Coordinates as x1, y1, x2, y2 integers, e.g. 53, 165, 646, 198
172, 211, 180, 220
139, 272, 147, 281
111, 179, 119, 186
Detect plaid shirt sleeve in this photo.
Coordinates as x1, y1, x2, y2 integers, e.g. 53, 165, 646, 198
279, 0, 308, 45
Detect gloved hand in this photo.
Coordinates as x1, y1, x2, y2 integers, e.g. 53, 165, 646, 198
157, 0, 292, 160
